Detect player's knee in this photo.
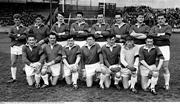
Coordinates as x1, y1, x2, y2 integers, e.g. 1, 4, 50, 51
115, 72, 121, 78
152, 71, 159, 78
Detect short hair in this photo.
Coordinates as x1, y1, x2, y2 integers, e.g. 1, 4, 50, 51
157, 13, 166, 18
66, 35, 75, 40
86, 34, 95, 39
105, 35, 116, 40
76, 11, 83, 16
13, 14, 21, 20
49, 32, 57, 38
35, 14, 44, 20
125, 36, 134, 41
146, 35, 154, 40
136, 12, 144, 17
27, 34, 36, 40
56, 12, 65, 17
115, 12, 123, 17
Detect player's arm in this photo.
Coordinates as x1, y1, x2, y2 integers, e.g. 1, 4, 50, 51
148, 26, 159, 38
97, 45, 104, 65
22, 46, 31, 66
102, 47, 111, 67
156, 47, 165, 70
75, 46, 81, 65
101, 24, 111, 36
120, 48, 129, 67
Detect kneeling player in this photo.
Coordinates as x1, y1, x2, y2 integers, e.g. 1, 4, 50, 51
41, 33, 63, 88
81, 34, 104, 87
62, 35, 81, 89
120, 36, 139, 93
22, 35, 44, 88
101, 35, 122, 90
139, 36, 164, 95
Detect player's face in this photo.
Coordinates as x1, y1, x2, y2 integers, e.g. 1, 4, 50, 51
97, 14, 104, 23
49, 35, 56, 44
107, 37, 116, 46
146, 38, 154, 47
14, 18, 21, 25
27, 37, 36, 46
157, 16, 166, 25
115, 15, 123, 23
76, 14, 83, 21
86, 37, 95, 46
35, 17, 43, 25
125, 40, 134, 47
67, 38, 74, 47
57, 14, 64, 22
137, 15, 144, 23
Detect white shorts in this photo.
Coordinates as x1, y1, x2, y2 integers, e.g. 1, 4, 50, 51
24, 64, 41, 77
10, 45, 23, 55
75, 41, 86, 48
159, 46, 170, 61
49, 63, 61, 76
57, 41, 67, 47
63, 64, 72, 77
97, 42, 106, 47
85, 62, 101, 77
140, 65, 156, 76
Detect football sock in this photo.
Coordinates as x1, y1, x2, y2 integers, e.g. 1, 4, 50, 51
11, 67, 17, 80
41, 74, 49, 85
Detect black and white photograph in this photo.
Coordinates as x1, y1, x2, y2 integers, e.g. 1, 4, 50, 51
0, 0, 180, 102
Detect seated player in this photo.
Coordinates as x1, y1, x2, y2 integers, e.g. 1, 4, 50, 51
62, 35, 81, 89
120, 36, 139, 93
41, 33, 63, 88
139, 36, 164, 95
22, 35, 44, 88
81, 34, 104, 87
101, 35, 122, 90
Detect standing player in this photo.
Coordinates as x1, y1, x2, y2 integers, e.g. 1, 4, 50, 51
22, 35, 44, 88
149, 13, 172, 90
8, 14, 27, 83
129, 13, 150, 51
62, 35, 81, 89
70, 12, 89, 47
120, 36, 139, 93
91, 13, 111, 47
28, 15, 50, 47
41, 33, 63, 87
81, 34, 104, 87
111, 12, 130, 46
101, 35, 121, 90
51, 12, 70, 47
139, 36, 164, 95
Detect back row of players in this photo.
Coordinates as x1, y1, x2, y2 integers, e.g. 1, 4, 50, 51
8, 11, 172, 95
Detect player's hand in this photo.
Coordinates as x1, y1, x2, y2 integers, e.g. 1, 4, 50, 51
58, 32, 65, 36
157, 33, 165, 36
95, 31, 102, 34
38, 40, 44, 45
116, 35, 121, 38
78, 31, 84, 34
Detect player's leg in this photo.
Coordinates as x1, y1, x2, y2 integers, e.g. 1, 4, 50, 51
64, 64, 72, 85
85, 64, 97, 87
9, 53, 18, 82
140, 65, 150, 91
114, 71, 122, 90
24, 64, 35, 86
162, 61, 170, 90
104, 74, 111, 88
72, 71, 79, 89
159, 46, 170, 90
50, 64, 61, 86
41, 65, 49, 88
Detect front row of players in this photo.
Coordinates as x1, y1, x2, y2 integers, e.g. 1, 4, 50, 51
22, 33, 164, 95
